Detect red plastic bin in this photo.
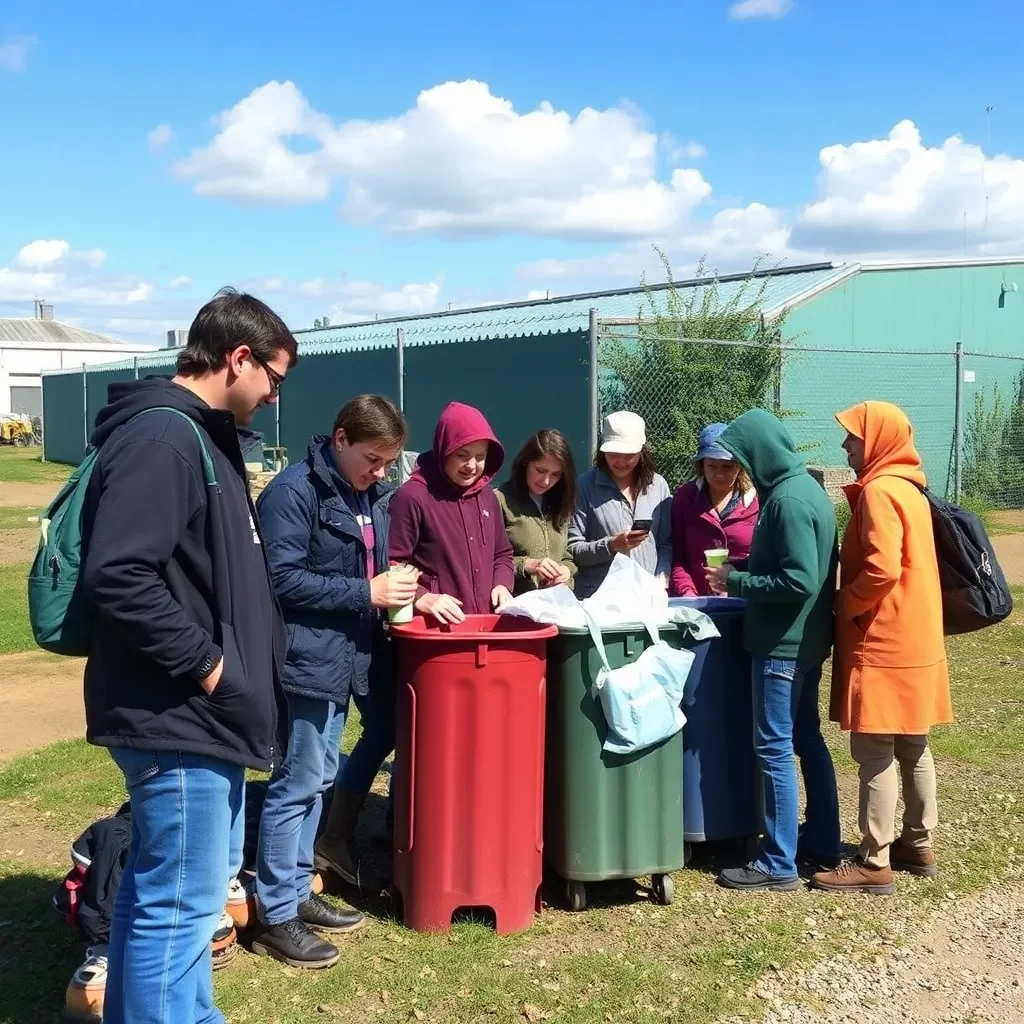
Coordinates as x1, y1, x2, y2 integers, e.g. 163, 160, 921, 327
390, 614, 557, 934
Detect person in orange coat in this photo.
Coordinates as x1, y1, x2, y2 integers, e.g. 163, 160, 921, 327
812, 401, 953, 896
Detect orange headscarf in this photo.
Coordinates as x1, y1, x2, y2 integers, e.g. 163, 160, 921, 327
835, 401, 926, 491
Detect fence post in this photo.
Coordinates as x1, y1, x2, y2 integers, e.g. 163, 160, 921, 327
40, 373, 46, 462
953, 341, 964, 503
396, 327, 406, 413
772, 326, 783, 415
133, 356, 139, 380
82, 363, 88, 456
588, 309, 599, 456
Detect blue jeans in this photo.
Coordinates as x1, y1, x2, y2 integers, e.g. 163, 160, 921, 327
256, 694, 346, 924
336, 679, 395, 796
751, 657, 841, 879
104, 748, 244, 1024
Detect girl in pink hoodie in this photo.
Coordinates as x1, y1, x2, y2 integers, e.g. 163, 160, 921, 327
389, 402, 515, 623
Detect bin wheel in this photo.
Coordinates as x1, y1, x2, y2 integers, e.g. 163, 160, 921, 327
652, 873, 674, 906
567, 881, 587, 912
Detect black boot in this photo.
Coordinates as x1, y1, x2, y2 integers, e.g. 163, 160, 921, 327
314, 788, 386, 891
298, 893, 364, 934
251, 917, 340, 969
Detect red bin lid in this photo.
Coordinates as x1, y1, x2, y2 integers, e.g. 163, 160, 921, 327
391, 614, 557, 642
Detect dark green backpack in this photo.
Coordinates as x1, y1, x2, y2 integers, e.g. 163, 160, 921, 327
27, 408, 218, 656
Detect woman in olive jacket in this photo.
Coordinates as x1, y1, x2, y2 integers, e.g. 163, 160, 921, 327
497, 429, 578, 595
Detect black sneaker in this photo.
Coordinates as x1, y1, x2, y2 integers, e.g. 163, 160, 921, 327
718, 865, 801, 891
798, 850, 842, 871
298, 893, 365, 934
251, 917, 340, 969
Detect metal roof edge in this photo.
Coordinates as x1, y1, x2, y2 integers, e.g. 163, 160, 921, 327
858, 256, 1024, 271
761, 263, 861, 317
292, 261, 841, 337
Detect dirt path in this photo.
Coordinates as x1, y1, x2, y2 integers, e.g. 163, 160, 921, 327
0, 481, 61, 508
0, 652, 85, 762
993, 532, 1024, 588
723, 876, 1024, 1024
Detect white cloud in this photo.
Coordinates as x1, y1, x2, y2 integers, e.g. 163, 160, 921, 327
792, 119, 1024, 254
728, 0, 795, 20
0, 34, 37, 73
16, 239, 70, 268
167, 275, 192, 289
147, 123, 175, 152
1, 240, 153, 310
296, 275, 443, 322
173, 79, 712, 239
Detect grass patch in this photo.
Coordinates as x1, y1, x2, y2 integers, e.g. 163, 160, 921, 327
3, 594, 1024, 1022
0, 563, 33, 654
0, 445, 72, 484
0, 507, 41, 530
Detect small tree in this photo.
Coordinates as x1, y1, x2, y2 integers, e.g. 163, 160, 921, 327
312, 316, 332, 329
600, 252, 788, 488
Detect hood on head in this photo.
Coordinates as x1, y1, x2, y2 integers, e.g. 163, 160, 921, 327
90, 377, 210, 448
836, 401, 925, 488
415, 401, 504, 497
718, 409, 805, 492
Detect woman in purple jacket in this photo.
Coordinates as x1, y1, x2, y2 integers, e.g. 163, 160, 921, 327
670, 423, 759, 597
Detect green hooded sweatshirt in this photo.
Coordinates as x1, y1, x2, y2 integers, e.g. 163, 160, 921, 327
719, 409, 838, 667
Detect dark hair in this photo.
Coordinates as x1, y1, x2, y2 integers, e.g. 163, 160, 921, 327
510, 429, 578, 532
333, 394, 407, 446
595, 445, 656, 494
176, 287, 298, 376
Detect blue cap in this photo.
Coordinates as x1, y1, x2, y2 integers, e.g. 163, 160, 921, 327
694, 423, 732, 463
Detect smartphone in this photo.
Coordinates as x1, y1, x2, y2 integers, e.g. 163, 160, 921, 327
631, 518, 653, 534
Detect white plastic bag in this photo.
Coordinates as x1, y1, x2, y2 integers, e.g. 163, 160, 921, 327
584, 610, 691, 755
583, 555, 670, 629
497, 584, 582, 626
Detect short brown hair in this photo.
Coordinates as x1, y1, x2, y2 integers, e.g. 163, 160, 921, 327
509, 429, 578, 532
332, 394, 407, 446
595, 445, 656, 494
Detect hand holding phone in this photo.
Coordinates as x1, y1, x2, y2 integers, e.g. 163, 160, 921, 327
631, 518, 652, 534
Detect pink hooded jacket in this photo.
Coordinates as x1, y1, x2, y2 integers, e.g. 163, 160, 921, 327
388, 402, 515, 615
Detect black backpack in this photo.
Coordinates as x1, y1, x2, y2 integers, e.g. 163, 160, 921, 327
923, 489, 1013, 634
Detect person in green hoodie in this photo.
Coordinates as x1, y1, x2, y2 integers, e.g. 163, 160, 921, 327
707, 409, 841, 891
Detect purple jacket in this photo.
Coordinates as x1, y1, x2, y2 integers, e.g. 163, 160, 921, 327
669, 479, 759, 597
388, 402, 515, 615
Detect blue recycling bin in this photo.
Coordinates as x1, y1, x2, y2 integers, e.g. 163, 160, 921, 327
670, 596, 759, 847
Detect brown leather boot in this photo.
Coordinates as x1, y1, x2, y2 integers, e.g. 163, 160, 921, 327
810, 858, 895, 895
890, 838, 938, 877
314, 788, 385, 892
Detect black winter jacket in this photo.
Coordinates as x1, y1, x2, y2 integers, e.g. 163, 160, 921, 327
82, 378, 286, 772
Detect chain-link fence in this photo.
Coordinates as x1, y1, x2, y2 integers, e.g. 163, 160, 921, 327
960, 351, 1024, 514
594, 320, 981, 506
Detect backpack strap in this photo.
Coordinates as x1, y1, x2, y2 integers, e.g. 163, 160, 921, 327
126, 407, 218, 487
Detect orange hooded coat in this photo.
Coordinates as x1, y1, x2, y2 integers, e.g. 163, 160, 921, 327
830, 401, 953, 735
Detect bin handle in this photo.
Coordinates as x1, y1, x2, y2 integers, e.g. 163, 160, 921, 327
535, 676, 545, 854
403, 684, 416, 854
476, 643, 488, 668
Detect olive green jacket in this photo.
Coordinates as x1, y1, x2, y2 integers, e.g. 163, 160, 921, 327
496, 483, 577, 595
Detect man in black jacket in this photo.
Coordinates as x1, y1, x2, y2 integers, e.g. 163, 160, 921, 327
82, 288, 296, 1024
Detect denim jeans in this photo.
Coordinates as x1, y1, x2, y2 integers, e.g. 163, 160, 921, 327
256, 694, 347, 924
104, 748, 244, 1024
751, 657, 841, 878
336, 678, 395, 797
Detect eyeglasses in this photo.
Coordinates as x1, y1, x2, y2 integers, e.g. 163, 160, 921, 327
251, 354, 285, 395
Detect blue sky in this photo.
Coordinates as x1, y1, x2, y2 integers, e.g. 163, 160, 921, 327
1, 0, 1022, 344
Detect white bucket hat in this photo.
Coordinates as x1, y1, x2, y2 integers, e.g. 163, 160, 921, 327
599, 410, 647, 454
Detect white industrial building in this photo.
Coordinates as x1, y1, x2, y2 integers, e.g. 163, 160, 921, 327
0, 301, 156, 418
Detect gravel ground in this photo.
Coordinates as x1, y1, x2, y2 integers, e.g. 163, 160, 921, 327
720, 875, 1024, 1024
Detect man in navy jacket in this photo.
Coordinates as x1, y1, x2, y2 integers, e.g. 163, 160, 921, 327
252, 395, 417, 968
82, 288, 296, 1024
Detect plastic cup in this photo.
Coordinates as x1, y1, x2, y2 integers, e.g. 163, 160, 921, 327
704, 548, 729, 567
388, 562, 417, 624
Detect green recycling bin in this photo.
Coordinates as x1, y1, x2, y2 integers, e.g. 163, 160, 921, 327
544, 624, 685, 911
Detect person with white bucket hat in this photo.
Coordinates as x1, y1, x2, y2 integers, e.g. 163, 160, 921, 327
568, 410, 672, 599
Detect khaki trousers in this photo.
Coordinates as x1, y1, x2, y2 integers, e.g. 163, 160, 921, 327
849, 732, 938, 868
